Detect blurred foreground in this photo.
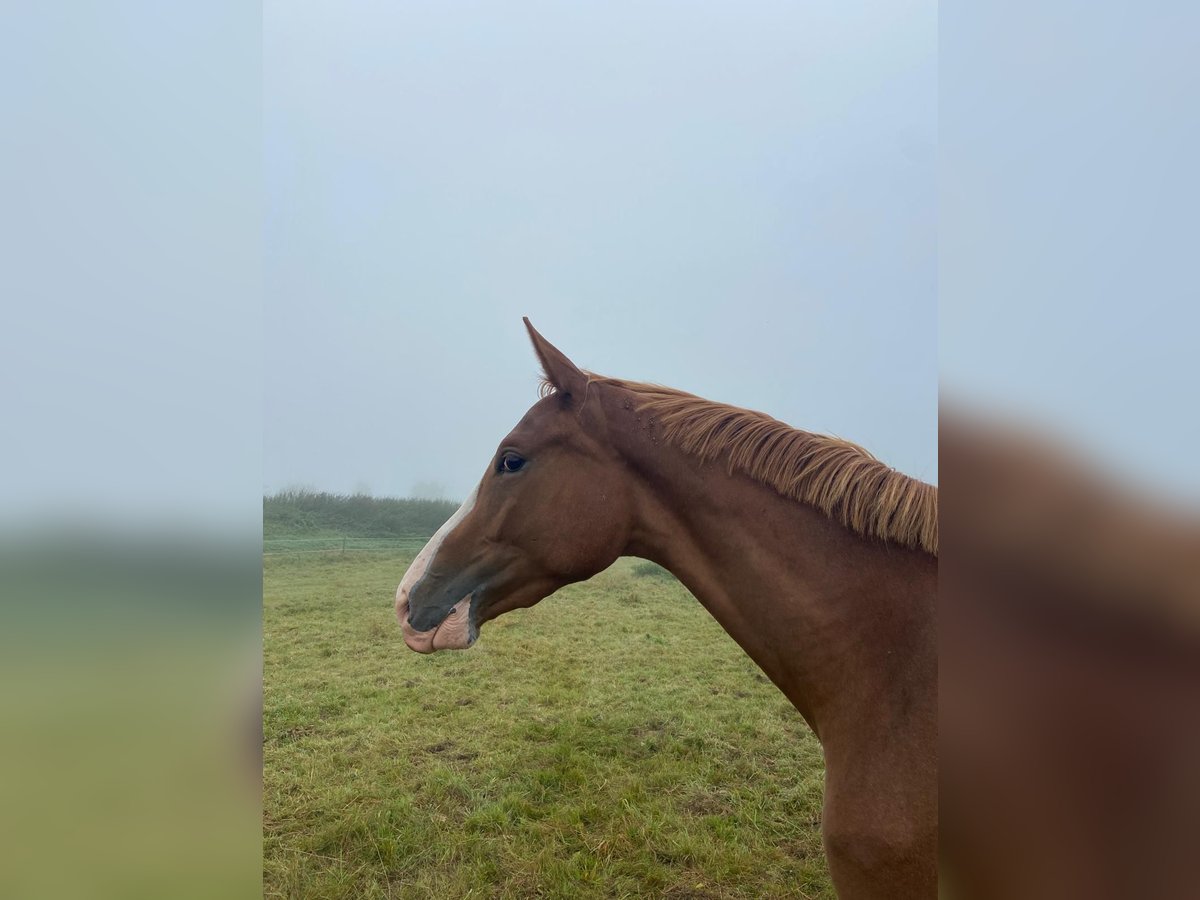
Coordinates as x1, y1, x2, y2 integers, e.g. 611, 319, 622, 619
939, 408, 1200, 899
0, 531, 262, 899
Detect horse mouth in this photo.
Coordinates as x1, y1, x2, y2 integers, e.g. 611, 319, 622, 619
395, 592, 477, 653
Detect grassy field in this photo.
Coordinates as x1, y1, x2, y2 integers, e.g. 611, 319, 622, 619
264, 549, 831, 899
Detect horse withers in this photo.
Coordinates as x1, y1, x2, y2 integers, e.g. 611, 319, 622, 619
396, 320, 937, 899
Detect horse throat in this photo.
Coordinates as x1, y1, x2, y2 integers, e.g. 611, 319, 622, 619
618, 424, 937, 740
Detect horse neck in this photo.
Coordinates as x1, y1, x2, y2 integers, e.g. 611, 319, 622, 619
601, 388, 937, 738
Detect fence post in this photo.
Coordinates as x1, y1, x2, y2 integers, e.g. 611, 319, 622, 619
342, 537, 346, 555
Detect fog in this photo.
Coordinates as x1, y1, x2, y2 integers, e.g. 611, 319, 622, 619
263, 1, 938, 501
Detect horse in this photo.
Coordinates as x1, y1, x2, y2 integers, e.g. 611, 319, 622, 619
396, 319, 938, 899
938, 415, 1200, 899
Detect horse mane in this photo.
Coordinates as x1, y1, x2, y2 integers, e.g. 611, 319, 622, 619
539, 375, 938, 556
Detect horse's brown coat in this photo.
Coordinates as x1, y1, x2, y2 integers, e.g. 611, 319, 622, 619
399, 320, 937, 898
939, 416, 1200, 899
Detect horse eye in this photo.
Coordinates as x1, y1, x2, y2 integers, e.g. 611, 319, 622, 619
501, 453, 525, 473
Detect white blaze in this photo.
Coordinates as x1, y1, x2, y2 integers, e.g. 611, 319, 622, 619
396, 486, 479, 612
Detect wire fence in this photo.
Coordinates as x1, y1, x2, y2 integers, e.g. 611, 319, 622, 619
263, 536, 429, 556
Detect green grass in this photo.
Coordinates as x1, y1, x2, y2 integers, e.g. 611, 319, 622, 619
264, 550, 831, 899
630, 560, 674, 580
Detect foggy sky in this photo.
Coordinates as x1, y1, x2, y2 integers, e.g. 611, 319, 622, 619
264, 2, 937, 501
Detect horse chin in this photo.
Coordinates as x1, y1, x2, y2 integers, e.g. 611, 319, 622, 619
397, 594, 477, 653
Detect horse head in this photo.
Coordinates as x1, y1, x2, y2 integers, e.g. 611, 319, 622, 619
395, 319, 633, 652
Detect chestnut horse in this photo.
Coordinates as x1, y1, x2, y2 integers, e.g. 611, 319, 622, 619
396, 320, 937, 899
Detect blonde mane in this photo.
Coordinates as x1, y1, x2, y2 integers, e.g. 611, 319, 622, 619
541, 375, 938, 556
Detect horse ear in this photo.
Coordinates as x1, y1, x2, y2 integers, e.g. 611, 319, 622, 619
523, 317, 586, 398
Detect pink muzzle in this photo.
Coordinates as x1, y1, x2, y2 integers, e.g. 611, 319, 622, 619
395, 588, 475, 653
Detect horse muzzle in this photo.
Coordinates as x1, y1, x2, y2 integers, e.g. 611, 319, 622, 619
395, 588, 477, 653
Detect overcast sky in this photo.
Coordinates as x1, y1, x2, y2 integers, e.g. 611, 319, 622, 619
264, 1, 937, 501
4, 3, 1193, 535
